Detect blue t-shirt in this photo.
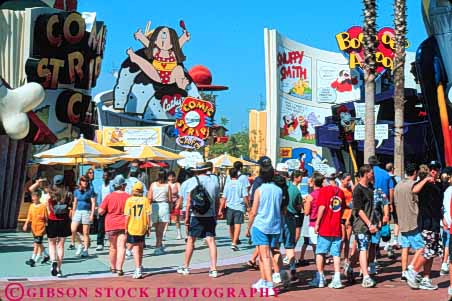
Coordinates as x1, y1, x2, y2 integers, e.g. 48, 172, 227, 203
223, 179, 248, 212
373, 166, 394, 197
125, 177, 148, 196
74, 188, 95, 211
253, 183, 282, 234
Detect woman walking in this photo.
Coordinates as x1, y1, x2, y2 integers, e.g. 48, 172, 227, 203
148, 169, 172, 255
245, 164, 282, 296
46, 185, 72, 277
99, 175, 129, 276
167, 171, 182, 240
71, 176, 96, 257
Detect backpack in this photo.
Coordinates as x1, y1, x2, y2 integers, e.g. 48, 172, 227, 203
190, 176, 213, 215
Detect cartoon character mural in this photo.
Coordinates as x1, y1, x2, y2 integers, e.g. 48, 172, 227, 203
416, 0, 452, 166
330, 70, 359, 93
113, 21, 201, 120
283, 147, 331, 176
335, 105, 355, 143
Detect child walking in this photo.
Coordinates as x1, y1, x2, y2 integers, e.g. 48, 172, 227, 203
124, 182, 151, 279
23, 190, 49, 266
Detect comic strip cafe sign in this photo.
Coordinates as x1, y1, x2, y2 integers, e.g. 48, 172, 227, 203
336, 26, 409, 74
25, 11, 106, 125
175, 97, 214, 149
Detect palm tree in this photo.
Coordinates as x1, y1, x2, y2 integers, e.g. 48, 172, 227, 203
393, 0, 407, 177
363, 0, 378, 162
220, 116, 229, 127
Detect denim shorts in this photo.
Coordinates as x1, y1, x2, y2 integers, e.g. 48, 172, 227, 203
72, 210, 92, 225
356, 233, 371, 251
151, 202, 170, 223
316, 236, 341, 257
252, 226, 280, 248
371, 231, 381, 244
400, 229, 424, 250
442, 230, 450, 247
279, 215, 296, 249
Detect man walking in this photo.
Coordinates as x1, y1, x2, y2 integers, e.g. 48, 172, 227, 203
406, 162, 444, 290
393, 163, 424, 281
352, 164, 377, 288
177, 162, 220, 277
218, 168, 249, 251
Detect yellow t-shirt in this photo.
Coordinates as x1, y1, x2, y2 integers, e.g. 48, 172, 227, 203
27, 203, 47, 236
124, 196, 151, 236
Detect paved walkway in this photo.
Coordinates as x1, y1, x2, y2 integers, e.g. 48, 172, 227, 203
0, 221, 450, 301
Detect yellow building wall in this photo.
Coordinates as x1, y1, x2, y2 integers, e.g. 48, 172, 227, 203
249, 110, 267, 161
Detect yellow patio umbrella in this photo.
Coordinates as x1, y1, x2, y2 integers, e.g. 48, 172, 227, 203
34, 134, 125, 159
39, 157, 119, 166
208, 153, 257, 168
121, 146, 183, 161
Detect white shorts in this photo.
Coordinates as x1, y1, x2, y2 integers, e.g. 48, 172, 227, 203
309, 226, 318, 245
152, 202, 170, 223
301, 216, 310, 238
72, 210, 92, 225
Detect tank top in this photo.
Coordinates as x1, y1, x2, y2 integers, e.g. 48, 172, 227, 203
309, 189, 320, 227
152, 183, 169, 203
253, 183, 282, 234
169, 182, 179, 203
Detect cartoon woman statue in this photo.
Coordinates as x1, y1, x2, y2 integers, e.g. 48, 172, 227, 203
127, 21, 191, 90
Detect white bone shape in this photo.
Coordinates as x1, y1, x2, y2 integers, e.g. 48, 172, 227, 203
0, 79, 45, 140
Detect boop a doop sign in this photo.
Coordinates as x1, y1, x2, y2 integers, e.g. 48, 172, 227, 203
175, 97, 214, 149
336, 26, 409, 74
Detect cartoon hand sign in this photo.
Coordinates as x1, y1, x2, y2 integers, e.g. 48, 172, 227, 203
0, 78, 44, 140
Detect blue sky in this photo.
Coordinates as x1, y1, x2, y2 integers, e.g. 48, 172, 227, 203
79, 0, 426, 133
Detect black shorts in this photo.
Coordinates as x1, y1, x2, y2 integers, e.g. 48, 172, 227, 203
341, 219, 347, 225
46, 219, 71, 239
33, 235, 43, 244
226, 208, 244, 225
294, 214, 304, 228
127, 234, 145, 244
189, 216, 216, 238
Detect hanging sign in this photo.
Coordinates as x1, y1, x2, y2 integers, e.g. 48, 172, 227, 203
175, 97, 214, 149
336, 26, 409, 74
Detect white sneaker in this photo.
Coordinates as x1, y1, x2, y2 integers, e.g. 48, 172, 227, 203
419, 278, 438, 290
177, 266, 190, 275
328, 278, 344, 289
132, 268, 143, 279
272, 272, 282, 284
252, 279, 265, 289
80, 249, 89, 257
448, 287, 452, 300
126, 249, 133, 259
361, 276, 376, 288
209, 270, 218, 278
75, 245, 83, 256
96, 245, 104, 251
153, 248, 165, 256
283, 256, 289, 265
261, 287, 276, 296
176, 230, 182, 240
440, 263, 449, 276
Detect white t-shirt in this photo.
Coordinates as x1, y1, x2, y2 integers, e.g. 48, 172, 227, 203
443, 186, 452, 228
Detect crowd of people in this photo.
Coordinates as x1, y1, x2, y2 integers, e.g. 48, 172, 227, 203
20, 155, 452, 299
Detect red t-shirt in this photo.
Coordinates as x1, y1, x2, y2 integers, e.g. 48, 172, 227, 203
317, 186, 345, 237
100, 191, 130, 232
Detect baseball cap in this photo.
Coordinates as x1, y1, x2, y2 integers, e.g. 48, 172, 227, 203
53, 175, 64, 185
258, 156, 272, 167
112, 175, 126, 188
428, 160, 441, 170
133, 181, 143, 192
